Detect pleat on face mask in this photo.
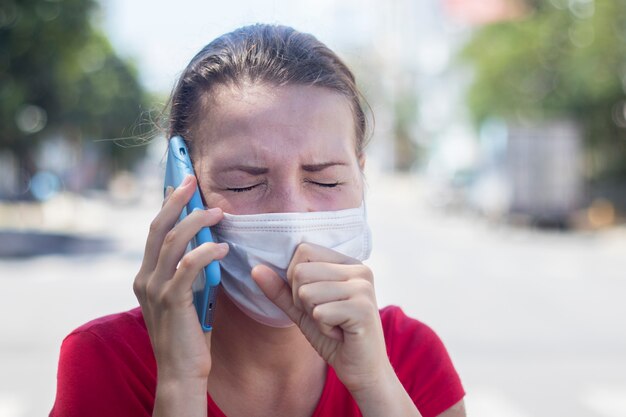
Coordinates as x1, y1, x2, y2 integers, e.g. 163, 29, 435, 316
212, 204, 372, 327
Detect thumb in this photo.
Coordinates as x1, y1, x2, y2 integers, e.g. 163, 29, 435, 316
251, 265, 302, 322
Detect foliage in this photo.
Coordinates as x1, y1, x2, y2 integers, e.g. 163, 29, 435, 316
461, 0, 626, 177
0, 0, 149, 174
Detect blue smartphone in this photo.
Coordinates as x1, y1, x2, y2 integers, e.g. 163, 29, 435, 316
164, 135, 221, 331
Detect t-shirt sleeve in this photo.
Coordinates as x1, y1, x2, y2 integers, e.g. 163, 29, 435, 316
381, 306, 465, 417
50, 330, 153, 417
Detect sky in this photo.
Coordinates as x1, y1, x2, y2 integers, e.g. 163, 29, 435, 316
100, 0, 354, 93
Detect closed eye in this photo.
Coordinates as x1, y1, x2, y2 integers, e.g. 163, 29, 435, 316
307, 180, 340, 188
227, 184, 262, 192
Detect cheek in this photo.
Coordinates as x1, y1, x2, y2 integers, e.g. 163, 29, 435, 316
311, 172, 364, 212
199, 181, 266, 214
204, 192, 234, 212
197, 177, 234, 212
345, 172, 365, 207
207, 192, 262, 214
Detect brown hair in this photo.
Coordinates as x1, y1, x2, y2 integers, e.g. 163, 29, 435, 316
167, 24, 370, 156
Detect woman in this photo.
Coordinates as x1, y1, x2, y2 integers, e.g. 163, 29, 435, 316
51, 24, 465, 417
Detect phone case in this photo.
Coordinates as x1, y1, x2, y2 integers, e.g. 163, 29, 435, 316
164, 135, 221, 331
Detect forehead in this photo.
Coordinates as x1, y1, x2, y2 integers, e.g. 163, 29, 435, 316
191, 84, 357, 164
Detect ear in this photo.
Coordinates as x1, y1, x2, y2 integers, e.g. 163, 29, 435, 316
358, 153, 366, 171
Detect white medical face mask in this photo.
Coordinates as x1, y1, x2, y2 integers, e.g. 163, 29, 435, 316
212, 204, 372, 327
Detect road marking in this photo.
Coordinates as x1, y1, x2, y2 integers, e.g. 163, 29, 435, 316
581, 384, 626, 417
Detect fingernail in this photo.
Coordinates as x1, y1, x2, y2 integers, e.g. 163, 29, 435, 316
218, 242, 229, 252
165, 186, 174, 197
208, 207, 221, 215
180, 175, 194, 188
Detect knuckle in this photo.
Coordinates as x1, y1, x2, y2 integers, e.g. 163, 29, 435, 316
311, 304, 324, 321
178, 248, 202, 274
297, 284, 310, 302
311, 304, 320, 318
132, 275, 145, 298
356, 265, 374, 283
354, 278, 374, 294
178, 253, 196, 272
163, 229, 178, 246
295, 242, 313, 260
145, 280, 160, 301
149, 218, 162, 234
292, 263, 306, 285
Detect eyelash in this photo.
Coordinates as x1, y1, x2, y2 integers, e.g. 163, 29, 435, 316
309, 180, 340, 188
227, 181, 340, 193
228, 185, 259, 193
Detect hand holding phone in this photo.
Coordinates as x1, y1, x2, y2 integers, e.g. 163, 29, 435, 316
164, 135, 221, 331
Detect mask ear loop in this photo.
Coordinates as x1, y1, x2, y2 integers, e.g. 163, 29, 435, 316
359, 176, 373, 260
359, 163, 368, 214
357, 187, 373, 302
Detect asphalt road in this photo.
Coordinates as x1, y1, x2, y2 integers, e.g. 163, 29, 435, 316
1, 173, 625, 417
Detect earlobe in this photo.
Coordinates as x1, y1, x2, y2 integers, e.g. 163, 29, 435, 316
358, 154, 366, 171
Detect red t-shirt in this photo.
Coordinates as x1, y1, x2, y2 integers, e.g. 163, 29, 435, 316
50, 306, 464, 417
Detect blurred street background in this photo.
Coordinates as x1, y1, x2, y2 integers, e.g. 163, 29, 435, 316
1, 0, 625, 416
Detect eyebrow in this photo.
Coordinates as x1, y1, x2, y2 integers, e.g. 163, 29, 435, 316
301, 162, 348, 172
222, 161, 348, 175
222, 165, 269, 175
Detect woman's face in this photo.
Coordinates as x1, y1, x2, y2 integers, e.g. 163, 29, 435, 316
191, 83, 365, 215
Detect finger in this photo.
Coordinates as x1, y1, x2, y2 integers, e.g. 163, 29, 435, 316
297, 280, 371, 316
291, 242, 362, 267
251, 265, 302, 324
287, 242, 360, 286
312, 298, 375, 336
161, 185, 175, 208
160, 242, 229, 305
143, 175, 197, 271
290, 263, 373, 309
317, 321, 343, 341
154, 207, 224, 283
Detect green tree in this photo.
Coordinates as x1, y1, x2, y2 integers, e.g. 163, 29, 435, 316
0, 0, 149, 186
461, 0, 626, 178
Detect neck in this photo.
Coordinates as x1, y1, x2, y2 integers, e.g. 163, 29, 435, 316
207, 289, 324, 382
206, 289, 327, 416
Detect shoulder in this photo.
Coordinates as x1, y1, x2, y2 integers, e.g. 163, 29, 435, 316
68, 307, 147, 340
379, 305, 443, 355
379, 305, 435, 338
379, 305, 465, 417
70, 306, 147, 337
51, 307, 155, 416
60, 306, 154, 372
379, 305, 450, 382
